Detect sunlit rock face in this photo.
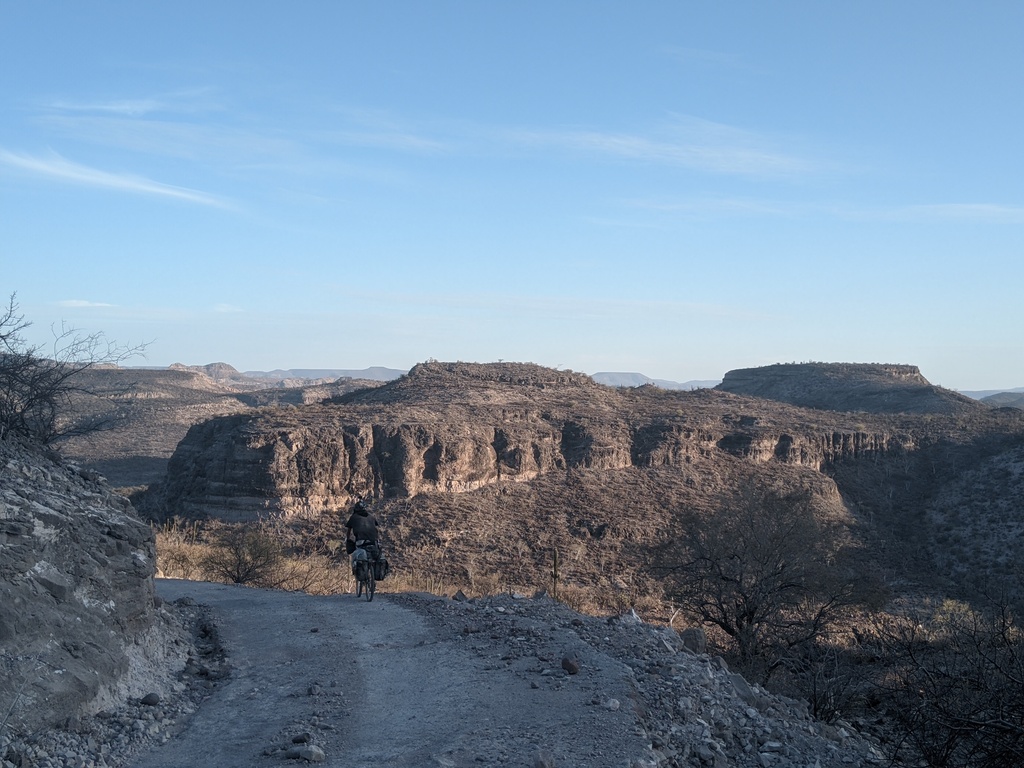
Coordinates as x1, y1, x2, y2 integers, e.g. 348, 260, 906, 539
151, 361, 945, 522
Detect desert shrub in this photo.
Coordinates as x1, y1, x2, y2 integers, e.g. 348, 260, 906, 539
658, 486, 859, 683
156, 518, 353, 595
875, 597, 1024, 767
201, 522, 285, 586
271, 552, 348, 595
155, 518, 210, 580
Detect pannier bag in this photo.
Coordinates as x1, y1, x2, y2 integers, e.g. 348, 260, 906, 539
373, 556, 390, 581
354, 559, 369, 580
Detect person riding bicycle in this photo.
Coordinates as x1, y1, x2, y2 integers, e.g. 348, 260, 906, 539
344, 498, 380, 578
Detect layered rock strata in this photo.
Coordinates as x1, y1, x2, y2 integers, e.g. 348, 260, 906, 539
152, 362, 954, 521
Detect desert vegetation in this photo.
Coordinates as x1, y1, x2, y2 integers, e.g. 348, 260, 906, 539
13, 306, 1024, 768
137, 359, 1024, 767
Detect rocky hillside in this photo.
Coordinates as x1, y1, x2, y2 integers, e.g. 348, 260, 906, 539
150, 361, 1014, 520
716, 362, 977, 414
982, 391, 1024, 409
55, 366, 382, 492
141, 361, 1024, 617
0, 435, 187, 736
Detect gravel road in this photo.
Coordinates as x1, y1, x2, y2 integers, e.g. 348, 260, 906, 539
130, 580, 649, 768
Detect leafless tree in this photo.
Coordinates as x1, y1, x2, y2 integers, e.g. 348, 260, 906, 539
0, 293, 147, 443
660, 486, 856, 681
876, 596, 1024, 767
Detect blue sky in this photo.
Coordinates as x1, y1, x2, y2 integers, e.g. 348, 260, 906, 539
2, 2, 1022, 390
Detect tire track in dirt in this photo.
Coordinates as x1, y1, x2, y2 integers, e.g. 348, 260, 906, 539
129, 580, 647, 767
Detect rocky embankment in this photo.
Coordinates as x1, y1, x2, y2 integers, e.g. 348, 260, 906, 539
410, 591, 889, 767
0, 436, 189, 739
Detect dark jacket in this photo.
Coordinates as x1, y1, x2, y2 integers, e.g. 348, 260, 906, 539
345, 508, 379, 544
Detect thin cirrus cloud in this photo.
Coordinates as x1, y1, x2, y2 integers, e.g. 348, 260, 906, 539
619, 198, 1024, 224
56, 300, 115, 308
44, 87, 222, 117
321, 106, 449, 154
825, 202, 1024, 224
0, 148, 231, 208
35, 114, 290, 163
502, 115, 814, 177
896, 203, 1024, 223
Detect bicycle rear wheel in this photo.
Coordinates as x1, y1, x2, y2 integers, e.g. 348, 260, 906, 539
365, 566, 375, 602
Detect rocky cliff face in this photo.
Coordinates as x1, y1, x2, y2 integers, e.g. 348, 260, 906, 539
0, 436, 186, 736
152, 362, 952, 522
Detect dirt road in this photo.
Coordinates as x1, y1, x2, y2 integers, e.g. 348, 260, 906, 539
131, 580, 648, 768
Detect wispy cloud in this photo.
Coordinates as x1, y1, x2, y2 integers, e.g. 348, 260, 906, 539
0, 148, 231, 208
503, 115, 814, 177
318, 106, 448, 153
895, 203, 1024, 223
37, 114, 294, 163
822, 202, 1024, 224
616, 197, 1024, 224
625, 196, 799, 217
44, 87, 222, 117
319, 129, 447, 153
56, 299, 115, 308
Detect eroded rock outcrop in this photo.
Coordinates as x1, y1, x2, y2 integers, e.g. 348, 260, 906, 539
716, 362, 978, 415
153, 362, 932, 521
0, 436, 186, 736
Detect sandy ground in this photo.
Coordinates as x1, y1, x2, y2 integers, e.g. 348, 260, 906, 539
129, 580, 649, 768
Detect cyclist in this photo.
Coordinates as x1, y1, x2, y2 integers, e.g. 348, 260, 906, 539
344, 498, 381, 580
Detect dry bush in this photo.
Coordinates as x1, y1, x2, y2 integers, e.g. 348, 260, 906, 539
873, 597, 1024, 767
156, 518, 351, 593
200, 522, 285, 586
657, 485, 859, 681
155, 518, 213, 580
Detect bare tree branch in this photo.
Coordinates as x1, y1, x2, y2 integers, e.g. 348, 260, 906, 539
0, 293, 148, 443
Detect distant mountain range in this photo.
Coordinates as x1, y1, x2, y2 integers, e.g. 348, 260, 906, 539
237, 367, 721, 390
589, 372, 720, 390
959, 387, 1024, 400
146, 363, 1023, 403
243, 367, 406, 382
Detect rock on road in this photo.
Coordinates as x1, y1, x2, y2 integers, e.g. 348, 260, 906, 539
131, 580, 648, 767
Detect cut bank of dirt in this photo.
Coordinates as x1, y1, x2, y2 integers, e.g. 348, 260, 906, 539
129, 580, 649, 768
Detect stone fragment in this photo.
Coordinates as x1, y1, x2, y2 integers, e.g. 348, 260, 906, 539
139, 692, 161, 706
561, 656, 580, 675
300, 746, 327, 762
679, 627, 706, 654
729, 673, 758, 705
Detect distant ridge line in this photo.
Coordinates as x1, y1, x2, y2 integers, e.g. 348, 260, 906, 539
243, 367, 407, 382
591, 372, 720, 390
